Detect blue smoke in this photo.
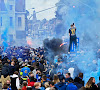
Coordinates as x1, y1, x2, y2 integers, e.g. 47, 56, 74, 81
2, 28, 8, 52
55, 0, 100, 84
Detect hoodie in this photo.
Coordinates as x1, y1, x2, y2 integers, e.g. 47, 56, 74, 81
55, 82, 67, 90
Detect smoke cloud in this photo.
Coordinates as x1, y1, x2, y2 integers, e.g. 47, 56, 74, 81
43, 38, 68, 61
54, 0, 100, 83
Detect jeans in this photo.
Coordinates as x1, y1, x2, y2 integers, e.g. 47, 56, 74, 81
69, 36, 77, 52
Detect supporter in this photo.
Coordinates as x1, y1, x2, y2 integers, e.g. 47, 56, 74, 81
7, 59, 11, 65
35, 62, 40, 70
57, 72, 64, 82
1, 46, 99, 90
14, 58, 20, 72
39, 60, 45, 72
41, 75, 47, 87
55, 76, 67, 90
27, 74, 36, 87
50, 65, 57, 80
46, 74, 51, 81
1, 63, 10, 88
65, 73, 73, 83
85, 77, 98, 90
97, 76, 100, 89
33, 82, 41, 90
10, 71, 20, 90
74, 73, 84, 89
30, 62, 36, 72
44, 82, 50, 90
49, 81, 57, 90
28, 59, 32, 65
22, 81, 27, 90
2, 56, 8, 65
66, 78, 78, 90
2, 83, 8, 90
20, 63, 31, 82
53, 74, 60, 84
9, 61, 15, 75
18, 58, 23, 68
6, 80, 12, 90
0, 59, 2, 78
36, 54, 41, 62
36, 70, 42, 82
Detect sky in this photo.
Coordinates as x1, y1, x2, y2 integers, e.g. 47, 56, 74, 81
26, 0, 59, 20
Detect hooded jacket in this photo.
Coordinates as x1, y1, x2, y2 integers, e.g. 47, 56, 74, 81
66, 83, 78, 90
55, 82, 67, 90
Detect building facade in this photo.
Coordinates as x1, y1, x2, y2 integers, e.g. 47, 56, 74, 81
0, 0, 8, 43
0, 0, 26, 44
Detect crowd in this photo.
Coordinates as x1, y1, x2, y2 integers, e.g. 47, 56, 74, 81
0, 46, 100, 90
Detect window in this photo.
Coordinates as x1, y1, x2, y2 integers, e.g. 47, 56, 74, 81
18, 17, 22, 27
9, 35, 13, 42
10, 17, 13, 26
0, 17, 2, 26
10, 5, 13, 10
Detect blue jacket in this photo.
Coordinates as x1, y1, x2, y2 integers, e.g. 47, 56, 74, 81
20, 66, 30, 77
66, 83, 78, 90
55, 82, 67, 90
7, 86, 12, 90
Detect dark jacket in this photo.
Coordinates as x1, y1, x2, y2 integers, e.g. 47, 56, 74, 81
1, 64, 9, 77
50, 69, 57, 80
86, 83, 98, 90
2, 56, 8, 65
39, 63, 44, 72
97, 82, 100, 90
65, 77, 73, 82
9, 65, 15, 75
0, 63, 2, 71
74, 77, 84, 89
15, 61, 19, 72
55, 82, 67, 90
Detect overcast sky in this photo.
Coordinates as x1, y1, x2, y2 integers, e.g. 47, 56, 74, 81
26, 0, 59, 20
4, 0, 59, 20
